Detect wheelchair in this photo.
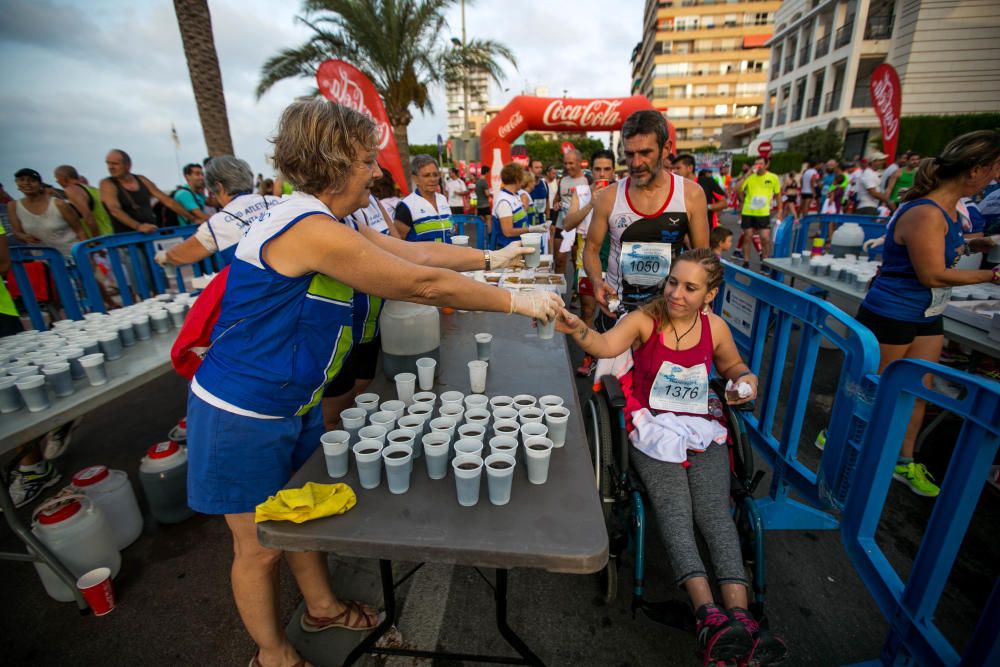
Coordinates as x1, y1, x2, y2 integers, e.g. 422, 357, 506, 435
584, 373, 768, 632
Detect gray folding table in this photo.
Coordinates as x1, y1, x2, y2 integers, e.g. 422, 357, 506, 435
258, 311, 609, 666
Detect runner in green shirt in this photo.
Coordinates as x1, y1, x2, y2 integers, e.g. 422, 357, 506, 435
738, 157, 780, 266
0, 227, 21, 335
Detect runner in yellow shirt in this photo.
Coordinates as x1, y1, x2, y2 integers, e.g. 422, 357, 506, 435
0, 226, 22, 337
738, 157, 781, 267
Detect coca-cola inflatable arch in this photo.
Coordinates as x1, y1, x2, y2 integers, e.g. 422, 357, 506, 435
479, 95, 674, 168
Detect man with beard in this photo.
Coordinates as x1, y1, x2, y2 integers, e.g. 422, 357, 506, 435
583, 110, 709, 333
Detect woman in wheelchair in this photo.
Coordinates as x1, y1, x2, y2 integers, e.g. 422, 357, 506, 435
557, 248, 787, 665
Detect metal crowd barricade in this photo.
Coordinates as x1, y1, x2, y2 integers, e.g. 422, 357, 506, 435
451, 214, 488, 249
714, 262, 881, 530
840, 359, 1000, 666
771, 213, 888, 259
8, 245, 83, 330
71, 226, 222, 313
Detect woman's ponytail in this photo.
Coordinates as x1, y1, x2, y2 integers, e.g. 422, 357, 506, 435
903, 130, 1000, 202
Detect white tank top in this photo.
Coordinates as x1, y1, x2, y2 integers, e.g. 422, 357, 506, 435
16, 198, 79, 258
606, 173, 690, 307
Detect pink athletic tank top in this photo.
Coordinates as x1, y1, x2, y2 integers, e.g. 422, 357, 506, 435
630, 312, 714, 417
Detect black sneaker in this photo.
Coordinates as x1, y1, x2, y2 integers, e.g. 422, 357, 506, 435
9, 462, 62, 508
696, 603, 753, 665
729, 607, 788, 665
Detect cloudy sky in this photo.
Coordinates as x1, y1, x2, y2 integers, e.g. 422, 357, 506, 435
0, 0, 641, 191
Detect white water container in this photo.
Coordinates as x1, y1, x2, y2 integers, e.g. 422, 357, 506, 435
139, 441, 195, 524
70, 466, 143, 550
829, 223, 865, 257
379, 301, 441, 380
31, 495, 121, 602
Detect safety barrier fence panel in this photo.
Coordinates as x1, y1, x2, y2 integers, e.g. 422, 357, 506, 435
8, 245, 84, 330
71, 227, 222, 313
840, 359, 1000, 666
771, 213, 888, 259
450, 214, 488, 250
714, 262, 881, 529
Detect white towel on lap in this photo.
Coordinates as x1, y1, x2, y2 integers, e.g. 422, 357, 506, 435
629, 408, 728, 464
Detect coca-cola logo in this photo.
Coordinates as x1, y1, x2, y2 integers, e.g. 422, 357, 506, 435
320, 68, 392, 150
542, 99, 623, 129
871, 71, 898, 141
497, 110, 524, 139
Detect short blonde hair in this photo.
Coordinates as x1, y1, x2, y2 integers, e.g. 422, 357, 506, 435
270, 98, 378, 195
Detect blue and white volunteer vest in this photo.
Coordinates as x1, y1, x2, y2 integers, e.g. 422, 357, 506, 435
206, 193, 282, 263
492, 188, 528, 248
400, 190, 452, 243
343, 195, 389, 343
194, 192, 355, 416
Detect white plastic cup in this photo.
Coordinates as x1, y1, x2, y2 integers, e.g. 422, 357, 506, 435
406, 402, 434, 429
415, 357, 437, 391
489, 395, 514, 410
452, 454, 484, 506
357, 424, 387, 445
520, 422, 549, 445
489, 435, 519, 459
117, 321, 136, 347
166, 304, 186, 328
454, 438, 484, 458
396, 415, 427, 457
382, 444, 414, 494
63, 347, 86, 380
452, 235, 470, 247
468, 360, 488, 394
485, 453, 517, 505
457, 423, 486, 443
380, 400, 406, 422
544, 405, 570, 448
321, 430, 351, 478
493, 418, 520, 442
0, 376, 23, 413
339, 407, 368, 442
96, 331, 123, 361
394, 372, 416, 406
440, 391, 464, 408
150, 309, 171, 333
518, 406, 545, 425
439, 403, 464, 425
464, 394, 489, 411
512, 394, 537, 410
355, 392, 380, 415
353, 441, 384, 489
79, 353, 109, 386
131, 314, 152, 340
428, 416, 457, 440
523, 436, 554, 485
15, 374, 50, 412
412, 391, 437, 407
386, 428, 416, 453
536, 317, 556, 340
422, 433, 451, 480
370, 410, 397, 432
521, 233, 542, 268
474, 333, 493, 361
539, 395, 564, 410
42, 362, 74, 398
464, 408, 491, 431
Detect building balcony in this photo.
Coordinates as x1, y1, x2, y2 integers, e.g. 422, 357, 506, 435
776, 108, 787, 125
807, 95, 821, 117
799, 44, 812, 67
835, 16, 854, 49
851, 86, 872, 108
864, 15, 894, 40
792, 103, 803, 122
770, 66, 780, 81
815, 34, 830, 57
824, 89, 842, 113
784, 56, 795, 74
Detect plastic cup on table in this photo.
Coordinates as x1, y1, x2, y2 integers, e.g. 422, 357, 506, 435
464, 408, 491, 431
452, 235, 470, 247
78, 337, 100, 356
452, 454, 484, 507
354, 392, 380, 415
386, 428, 416, 458
394, 373, 416, 406
523, 436, 554, 485
96, 331, 123, 361
489, 395, 514, 411
485, 453, 517, 506
150, 310, 171, 333
406, 403, 434, 431
380, 400, 406, 422
396, 415, 427, 457
381, 444, 413, 495
454, 438, 484, 458
428, 416, 457, 441
0, 376, 24, 413
415, 358, 437, 392
63, 347, 86, 381
489, 435, 519, 460
492, 418, 520, 443
339, 407, 368, 443
544, 405, 570, 448
370, 410, 397, 433
512, 394, 537, 410
42, 362, 74, 398
166, 304, 186, 328
117, 321, 136, 347
422, 433, 451, 480
357, 424, 387, 446
15, 375, 50, 412
474, 333, 493, 361
468, 360, 488, 394
131, 314, 152, 341
353, 441, 384, 489
412, 391, 437, 408
321, 430, 351, 478
520, 422, 549, 445
536, 317, 556, 340
439, 402, 464, 424
76, 567, 116, 616
518, 406, 545, 425
457, 423, 486, 443
8, 365, 37, 380
440, 391, 464, 409
538, 395, 564, 410
78, 353, 108, 386
521, 232, 542, 268
463, 394, 489, 411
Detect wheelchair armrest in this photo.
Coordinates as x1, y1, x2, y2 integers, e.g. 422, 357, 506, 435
602, 375, 627, 410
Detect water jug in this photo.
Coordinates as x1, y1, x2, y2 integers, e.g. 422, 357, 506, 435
829, 223, 865, 257
139, 441, 195, 524
71, 466, 143, 550
31, 495, 121, 602
379, 301, 440, 380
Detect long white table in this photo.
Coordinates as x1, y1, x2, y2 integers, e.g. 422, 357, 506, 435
764, 257, 998, 357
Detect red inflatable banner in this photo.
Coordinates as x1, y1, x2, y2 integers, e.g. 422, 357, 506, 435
869, 64, 902, 163
316, 59, 409, 195
480, 95, 673, 168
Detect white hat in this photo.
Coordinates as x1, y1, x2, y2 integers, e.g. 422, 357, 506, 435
868, 150, 888, 161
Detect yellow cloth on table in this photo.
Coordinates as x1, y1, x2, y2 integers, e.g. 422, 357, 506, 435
254, 482, 357, 524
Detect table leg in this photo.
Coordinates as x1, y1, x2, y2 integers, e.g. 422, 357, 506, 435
495, 569, 544, 667
341, 558, 397, 667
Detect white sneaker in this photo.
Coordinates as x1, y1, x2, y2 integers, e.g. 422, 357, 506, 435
42, 418, 83, 461
9, 462, 62, 508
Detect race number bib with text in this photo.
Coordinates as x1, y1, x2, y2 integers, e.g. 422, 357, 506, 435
649, 361, 709, 414
620, 242, 672, 288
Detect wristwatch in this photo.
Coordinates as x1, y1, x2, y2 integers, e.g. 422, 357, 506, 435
484, 250, 492, 271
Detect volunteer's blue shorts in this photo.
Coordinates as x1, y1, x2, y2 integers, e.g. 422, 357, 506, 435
186, 391, 325, 515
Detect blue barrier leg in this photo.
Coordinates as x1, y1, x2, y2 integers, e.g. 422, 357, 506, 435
961, 580, 1000, 667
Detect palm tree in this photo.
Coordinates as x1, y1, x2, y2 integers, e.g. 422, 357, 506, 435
256, 0, 516, 188
173, 0, 234, 156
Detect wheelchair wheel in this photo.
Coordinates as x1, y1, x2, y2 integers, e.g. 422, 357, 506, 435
584, 394, 615, 520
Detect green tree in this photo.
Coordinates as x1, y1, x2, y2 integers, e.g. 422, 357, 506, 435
256, 0, 515, 188
788, 127, 843, 163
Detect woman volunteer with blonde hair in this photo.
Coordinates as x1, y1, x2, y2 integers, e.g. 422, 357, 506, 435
187, 98, 558, 667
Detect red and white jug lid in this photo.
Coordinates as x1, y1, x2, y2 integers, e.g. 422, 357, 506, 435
147, 440, 181, 460
36, 497, 83, 525
72, 465, 109, 487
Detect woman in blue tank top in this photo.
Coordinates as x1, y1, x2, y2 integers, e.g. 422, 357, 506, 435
857, 130, 1000, 498
187, 99, 562, 667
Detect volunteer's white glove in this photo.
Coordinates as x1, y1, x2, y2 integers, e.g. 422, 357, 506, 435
528, 224, 548, 233
492, 242, 531, 269
509, 290, 562, 323
154, 250, 174, 267
861, 237, 885, 252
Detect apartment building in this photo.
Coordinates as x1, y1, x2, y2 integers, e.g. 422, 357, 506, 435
760, 0, 1000, 158
630, 0, 782, 151
446, 66, 491, 138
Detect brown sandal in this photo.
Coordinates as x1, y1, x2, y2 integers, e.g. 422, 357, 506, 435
299, 600, 379, 633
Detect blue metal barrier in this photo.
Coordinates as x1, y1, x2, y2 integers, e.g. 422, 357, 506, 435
840, 359, 1000, 666
714, 262, 881, 529
771, 213, 888, 258
451, 214, 487, 249
8, 245, 83, 330
71, 226, 222, 313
